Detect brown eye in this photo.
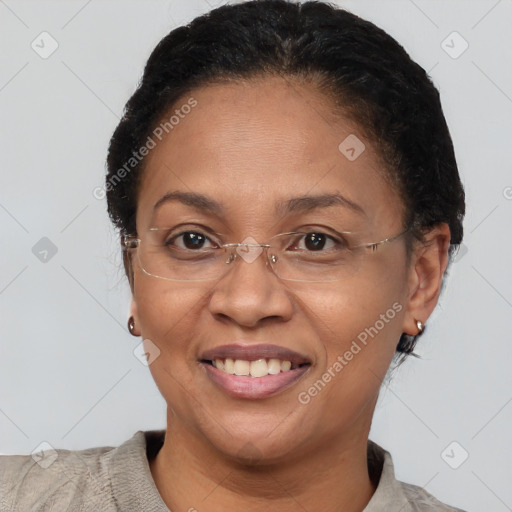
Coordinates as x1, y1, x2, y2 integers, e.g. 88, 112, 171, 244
167, 231, 213, 250
292, 232, 342, 252
304, 233, 327, 251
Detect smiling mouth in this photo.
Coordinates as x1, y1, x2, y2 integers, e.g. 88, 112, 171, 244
201, 358, 311, 378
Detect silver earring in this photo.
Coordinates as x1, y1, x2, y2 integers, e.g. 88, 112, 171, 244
415, 319, 424, 334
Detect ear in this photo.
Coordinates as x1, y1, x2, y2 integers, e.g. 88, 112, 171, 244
123, 247, 135, 294
402, 223, 451, 335
129, 298, 141, 336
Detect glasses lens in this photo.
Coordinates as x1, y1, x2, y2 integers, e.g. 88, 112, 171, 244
129, 229, 400, 283
267, 232, 363, 282
135, 231, 228, 282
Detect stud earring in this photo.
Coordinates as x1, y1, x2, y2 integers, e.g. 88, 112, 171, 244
128, 316, 137, 336
415, 319, 424, 334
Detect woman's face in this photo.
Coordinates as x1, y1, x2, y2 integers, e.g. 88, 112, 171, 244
131, 76, 416, 462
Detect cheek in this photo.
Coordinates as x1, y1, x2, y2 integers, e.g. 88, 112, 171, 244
303, 264, 408, 380
133, 279, 211, 409
134, 276, 210, 357
293, 282, 406, 434
311, 268, 405, 336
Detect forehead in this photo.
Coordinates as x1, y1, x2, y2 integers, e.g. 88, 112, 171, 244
136, 76, 403, 232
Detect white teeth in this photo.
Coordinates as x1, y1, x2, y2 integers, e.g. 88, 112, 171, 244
267, 358, 281, 375
280, 360, 291, 372
250, 359, 268, 378
211, 358, 301, 378
233, 359, 250, 376
224, 358, 235, 374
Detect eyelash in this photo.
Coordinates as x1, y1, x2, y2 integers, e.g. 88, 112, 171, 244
165, 231, 217, 249
163, 228, 348, 251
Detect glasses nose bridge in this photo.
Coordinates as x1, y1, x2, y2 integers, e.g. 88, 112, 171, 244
223, 240, 276, 271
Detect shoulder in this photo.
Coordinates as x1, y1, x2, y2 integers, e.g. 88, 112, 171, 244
0, 444, 116, 511
400, 482, 467, 511
0, 431, 152, 512
366, 440, 467, 512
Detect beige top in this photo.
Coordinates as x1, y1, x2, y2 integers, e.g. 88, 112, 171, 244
0, 430, 465, 511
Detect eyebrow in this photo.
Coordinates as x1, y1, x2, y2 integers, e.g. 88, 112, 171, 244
275, 193, 365, 217
153, 191, 365, 216
153, 191, 223, 214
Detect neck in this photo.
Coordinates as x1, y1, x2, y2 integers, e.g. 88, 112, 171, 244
150, 415, 376, 512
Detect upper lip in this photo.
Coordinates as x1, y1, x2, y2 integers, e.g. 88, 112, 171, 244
200, 343, 312, 365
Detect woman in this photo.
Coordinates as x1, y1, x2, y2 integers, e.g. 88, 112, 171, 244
0, 1, 466, 510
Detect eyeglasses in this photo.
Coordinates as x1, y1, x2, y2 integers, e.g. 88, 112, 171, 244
122, 227, 410, 283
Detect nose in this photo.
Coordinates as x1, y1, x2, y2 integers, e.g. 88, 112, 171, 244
207, 243, 294, 328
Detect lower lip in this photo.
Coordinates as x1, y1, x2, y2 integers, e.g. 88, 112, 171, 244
200, 362, 311, 400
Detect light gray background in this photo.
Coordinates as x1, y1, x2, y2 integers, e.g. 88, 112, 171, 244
1, 1, 511, 510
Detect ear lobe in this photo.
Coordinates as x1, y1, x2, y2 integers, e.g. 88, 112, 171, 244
402, 223, 451, 335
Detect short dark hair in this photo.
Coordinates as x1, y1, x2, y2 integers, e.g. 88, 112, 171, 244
106, 0, 465, 356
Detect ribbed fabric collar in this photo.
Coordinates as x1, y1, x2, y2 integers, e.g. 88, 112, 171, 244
109, 430, 412, 511
110, 430, 169, 511
365, 439, 412, 511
